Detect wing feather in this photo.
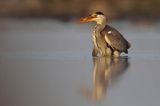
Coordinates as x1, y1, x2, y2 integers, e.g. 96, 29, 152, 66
101, 25, 130, 53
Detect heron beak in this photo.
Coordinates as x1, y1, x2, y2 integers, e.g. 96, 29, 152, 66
79, 15, 96, 23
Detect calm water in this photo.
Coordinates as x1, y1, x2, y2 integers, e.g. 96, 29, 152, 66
0, 19, 160, 106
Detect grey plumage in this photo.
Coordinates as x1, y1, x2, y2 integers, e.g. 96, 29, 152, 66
101, 25, 131, 53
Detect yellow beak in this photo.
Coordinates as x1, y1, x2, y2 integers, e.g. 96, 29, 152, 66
79, 15, 96, 23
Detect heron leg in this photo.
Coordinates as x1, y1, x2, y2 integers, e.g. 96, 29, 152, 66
113, 51, 120, 57
106, 47, 112, 56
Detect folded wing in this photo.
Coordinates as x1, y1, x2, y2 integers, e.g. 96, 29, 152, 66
101, 25, 131, 53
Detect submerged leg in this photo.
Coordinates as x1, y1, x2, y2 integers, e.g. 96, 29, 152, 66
113, 51, 120, 57
106, 47, 112, 56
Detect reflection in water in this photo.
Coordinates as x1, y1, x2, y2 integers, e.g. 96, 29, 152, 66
82, 56, 130, 101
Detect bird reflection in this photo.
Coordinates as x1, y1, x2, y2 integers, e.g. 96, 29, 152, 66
82, 56, 129, 101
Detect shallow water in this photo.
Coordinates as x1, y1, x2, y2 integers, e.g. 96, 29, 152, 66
0, 19, 160, 106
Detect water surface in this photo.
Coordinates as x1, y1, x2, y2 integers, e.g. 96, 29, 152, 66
0, 19, 160, 106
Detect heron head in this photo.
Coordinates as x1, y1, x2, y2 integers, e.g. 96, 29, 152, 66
79, 12, 106, 24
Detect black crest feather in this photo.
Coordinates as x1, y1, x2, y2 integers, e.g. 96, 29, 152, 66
95, 12, 104, 15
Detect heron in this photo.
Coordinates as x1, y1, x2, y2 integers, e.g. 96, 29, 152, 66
79, 12, 131, 57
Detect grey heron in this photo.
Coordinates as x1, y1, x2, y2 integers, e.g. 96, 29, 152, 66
79, 12, 131, 57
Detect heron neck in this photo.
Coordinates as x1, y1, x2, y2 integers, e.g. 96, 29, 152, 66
94, 22, 106, 37
97, 19, 106, 30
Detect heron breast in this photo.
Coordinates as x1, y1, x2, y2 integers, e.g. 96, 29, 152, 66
93, 35, 98, 49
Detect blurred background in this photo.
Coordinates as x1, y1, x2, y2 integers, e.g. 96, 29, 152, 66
0, 0, 160, 21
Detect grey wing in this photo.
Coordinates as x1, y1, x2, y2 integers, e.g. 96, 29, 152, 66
101, 25, 130, 53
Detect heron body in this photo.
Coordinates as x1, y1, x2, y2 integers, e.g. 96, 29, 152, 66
92, 24, 112, 56
102, 25, 131, 54
80, 12, 131, 57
